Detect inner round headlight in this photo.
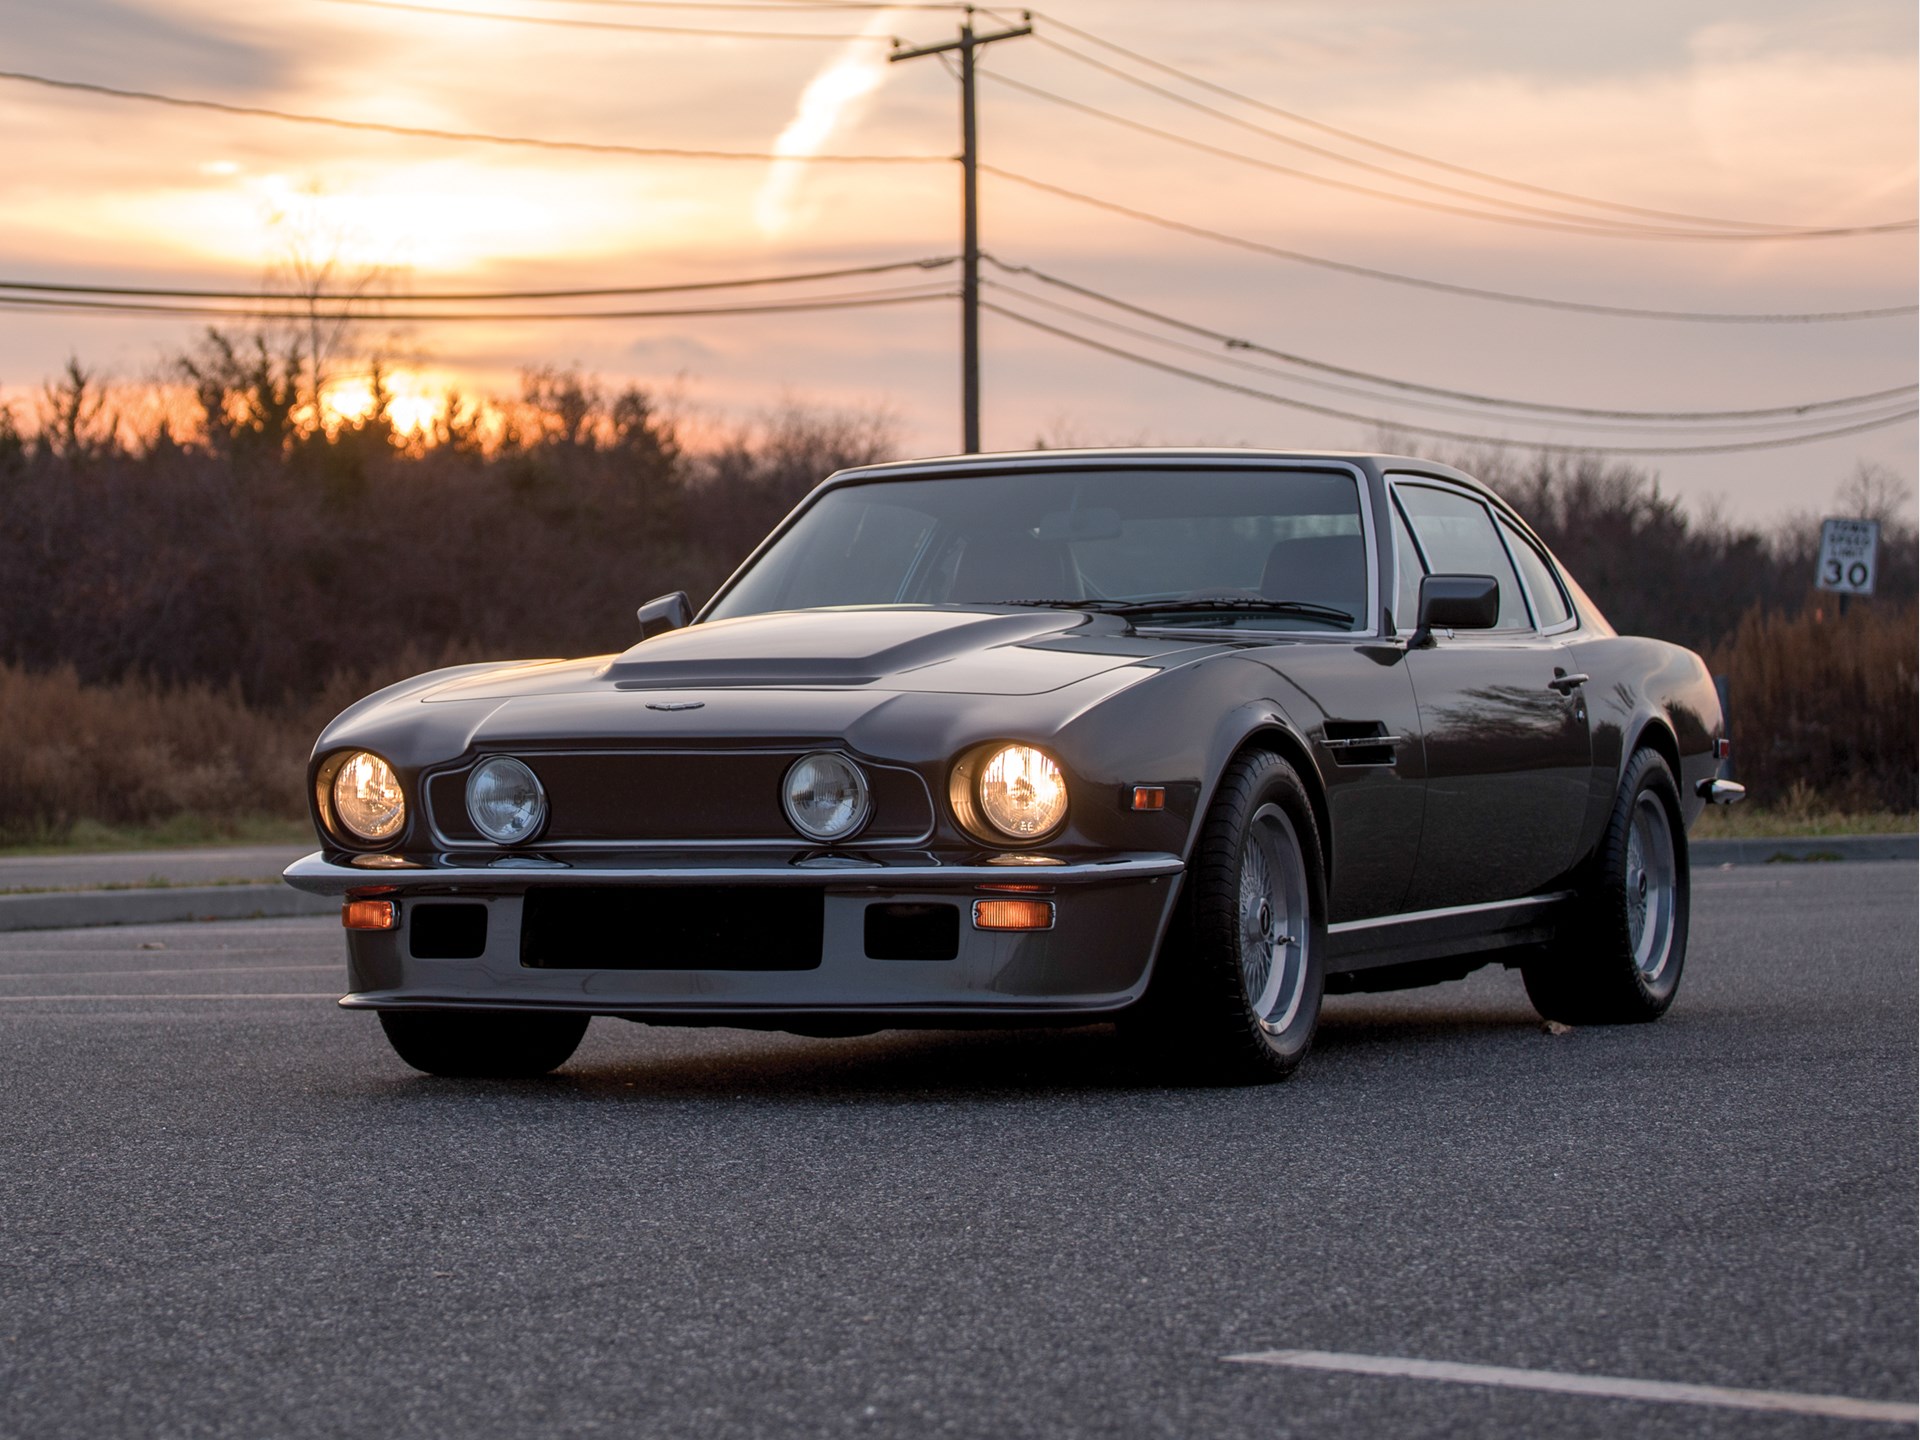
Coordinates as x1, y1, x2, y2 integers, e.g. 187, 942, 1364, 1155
977, 745, 1068, 839
466, 756, 548, 844
783, 752, 871, 842
330, 751, 406, 843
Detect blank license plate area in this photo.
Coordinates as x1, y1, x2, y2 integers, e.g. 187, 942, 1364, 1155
520, 886, 824, 971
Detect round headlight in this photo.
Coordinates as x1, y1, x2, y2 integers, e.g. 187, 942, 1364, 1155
330, 751, 406, 843
466, 756, 548, 844
977, 745, 1068, 839
783, 752, 871, 842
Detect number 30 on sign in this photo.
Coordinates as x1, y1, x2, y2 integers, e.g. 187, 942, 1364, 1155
1816, 518, 1880, 596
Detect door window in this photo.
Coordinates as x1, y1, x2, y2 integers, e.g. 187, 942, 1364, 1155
1393, 484, 1530, 630
1498, 517, 1573, 629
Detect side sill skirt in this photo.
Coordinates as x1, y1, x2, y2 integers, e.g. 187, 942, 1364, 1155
1328, 891, 1576, 936
1327, 891, 1575, 973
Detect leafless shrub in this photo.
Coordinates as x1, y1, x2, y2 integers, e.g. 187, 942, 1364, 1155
1708, 600, 1918, 811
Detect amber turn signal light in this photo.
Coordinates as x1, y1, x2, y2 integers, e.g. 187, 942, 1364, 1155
342, 898, 398, 931
972, 898, 1055, 932
1131, 786, 1166, 811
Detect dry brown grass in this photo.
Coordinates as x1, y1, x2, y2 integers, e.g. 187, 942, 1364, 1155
1707, 600, 1917, 813
0, 651, 471, 845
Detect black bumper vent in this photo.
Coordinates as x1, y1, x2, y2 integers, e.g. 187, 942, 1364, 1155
409, 902, 489, 960
520, 887, 823, 971
863, 902, 960, 961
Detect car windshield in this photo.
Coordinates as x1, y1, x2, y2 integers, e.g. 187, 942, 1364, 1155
707, 467, 1370, 632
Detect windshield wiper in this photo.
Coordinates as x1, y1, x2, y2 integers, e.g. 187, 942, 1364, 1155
980, 596, 1355, 627
991, 598, 1135, 612
1109, 597, 1356, 627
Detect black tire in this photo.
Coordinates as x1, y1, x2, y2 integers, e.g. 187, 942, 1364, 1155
378, 1009, 589, 1078
1128, 748, 1327, 1084
1523, 748, 1690, 1025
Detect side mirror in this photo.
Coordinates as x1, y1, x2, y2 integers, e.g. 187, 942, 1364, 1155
1409, 574, 1498, 649
636, 591, 693, 640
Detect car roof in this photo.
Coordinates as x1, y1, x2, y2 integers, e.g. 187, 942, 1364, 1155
824, 446, 1504, 506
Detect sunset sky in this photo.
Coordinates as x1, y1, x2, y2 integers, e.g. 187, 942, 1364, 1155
3, 0, 1915, 519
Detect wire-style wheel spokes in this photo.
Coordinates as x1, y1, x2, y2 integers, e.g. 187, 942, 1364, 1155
1625, 792, 1678, 982
1238, 802, 1311, 1035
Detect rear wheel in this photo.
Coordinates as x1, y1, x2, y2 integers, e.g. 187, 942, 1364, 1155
1130, 749, 1326, 1083
1523, 747, 1689, 1024
378, 1009, 589, 1077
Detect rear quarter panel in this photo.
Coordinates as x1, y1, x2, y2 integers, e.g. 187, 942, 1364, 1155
1563, 633, 1724, 861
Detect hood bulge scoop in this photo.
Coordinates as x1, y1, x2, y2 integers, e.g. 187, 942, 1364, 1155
598, 607, 1176, 695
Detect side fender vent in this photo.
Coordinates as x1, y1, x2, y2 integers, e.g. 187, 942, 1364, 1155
1319, 720, 1402, 768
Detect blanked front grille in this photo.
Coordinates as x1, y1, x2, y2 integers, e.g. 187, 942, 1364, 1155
520, 886, 823, 970
427, 750, 933, 845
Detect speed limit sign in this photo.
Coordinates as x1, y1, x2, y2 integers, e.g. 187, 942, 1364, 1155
1816, 518, 1880, 596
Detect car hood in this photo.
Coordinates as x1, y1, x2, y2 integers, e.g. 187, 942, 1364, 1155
423, 607, 1210, 701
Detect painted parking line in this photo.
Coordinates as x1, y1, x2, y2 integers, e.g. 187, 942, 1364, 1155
0, 992, 340, 1002
0, 964, 338, 980
1224, 1350, 1919, 1426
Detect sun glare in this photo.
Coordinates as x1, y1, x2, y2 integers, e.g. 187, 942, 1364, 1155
323, 369, 449, 435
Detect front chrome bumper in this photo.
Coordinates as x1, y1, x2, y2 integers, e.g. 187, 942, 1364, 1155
286, 849, 1186, 1020
284, 849, 1184, 895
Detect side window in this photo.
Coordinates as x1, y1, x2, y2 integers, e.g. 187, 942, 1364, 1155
1392, 483, 1529, 630
1389, 497, 1426, 633
1499, 517, 1572, 629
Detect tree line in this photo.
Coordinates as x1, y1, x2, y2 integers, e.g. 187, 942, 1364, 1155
0, 334, 1912, 818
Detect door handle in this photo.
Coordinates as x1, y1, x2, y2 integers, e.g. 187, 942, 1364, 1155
1547, 672, 1590, 694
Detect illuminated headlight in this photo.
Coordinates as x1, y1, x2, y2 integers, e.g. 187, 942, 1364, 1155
466, 756, 548, 844
978, 745, 1069, 839
783, 752, 871, 842
329, 751, 406, 843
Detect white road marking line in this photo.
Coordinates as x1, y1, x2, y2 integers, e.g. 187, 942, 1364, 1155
0, 992, 339, 1002
0, 964, 337, 979
1224, 1350, 1920, 1425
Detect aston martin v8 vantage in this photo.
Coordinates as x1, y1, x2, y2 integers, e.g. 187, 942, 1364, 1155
285, 449, 1740, 1082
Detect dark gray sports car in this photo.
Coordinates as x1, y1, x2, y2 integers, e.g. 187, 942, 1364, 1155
285, 448, 1741, 1082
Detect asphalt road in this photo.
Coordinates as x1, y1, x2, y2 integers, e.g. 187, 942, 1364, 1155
1, 862, 1913, 1439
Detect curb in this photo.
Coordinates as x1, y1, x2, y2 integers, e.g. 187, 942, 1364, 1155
0, 883, 336, 933
0, 834, 1911, 933
1691, 834, 1917, 866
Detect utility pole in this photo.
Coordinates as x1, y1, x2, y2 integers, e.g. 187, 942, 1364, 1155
891, 8, 1032, 454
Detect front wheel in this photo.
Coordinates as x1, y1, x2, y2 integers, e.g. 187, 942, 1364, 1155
378, 1009, 589, 1077
1523, 747, 1690, 1024
1129, 748, 1327, 1084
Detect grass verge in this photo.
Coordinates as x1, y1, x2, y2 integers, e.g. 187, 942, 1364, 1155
1691, 804, 1917, 840
0, 814, 313, 857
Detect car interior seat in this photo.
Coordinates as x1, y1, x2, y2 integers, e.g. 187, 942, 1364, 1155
1259, 533, 1367, 622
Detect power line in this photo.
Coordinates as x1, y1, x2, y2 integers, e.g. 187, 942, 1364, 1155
0, 70, 950, 163
1014, 10, 1911, 236
0, 256, 957, 303
0, 284, 959, 322
981, 166, 1920, 324
980, 280, 1919, 435
982, 300, 1919, 455
555, 1, 965, 8
980, 259, 1917, 420
519, 0, 964, 9
977, 69, 1914, 241
318, 0, 885, 41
